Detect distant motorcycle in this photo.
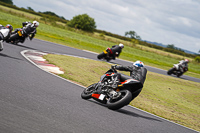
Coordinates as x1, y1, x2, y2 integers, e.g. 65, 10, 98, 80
167, 64, 188, 77
6, 28, 29, 44
97, 48, 116, 61
81, 66, 145, 110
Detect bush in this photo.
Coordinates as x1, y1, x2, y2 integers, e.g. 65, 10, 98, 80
195, 56, 200, 63
67, 14, 96, 32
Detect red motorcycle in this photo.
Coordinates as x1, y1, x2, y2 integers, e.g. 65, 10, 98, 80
81, 66, 146, 110
97, 48, 117, 61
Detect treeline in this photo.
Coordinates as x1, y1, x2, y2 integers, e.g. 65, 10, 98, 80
95, 29, 196, 58
0, 2, 68, 23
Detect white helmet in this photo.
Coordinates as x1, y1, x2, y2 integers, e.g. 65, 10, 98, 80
133, 61, 144, 67
33, 21, 39, 27
119, 43, 124, 48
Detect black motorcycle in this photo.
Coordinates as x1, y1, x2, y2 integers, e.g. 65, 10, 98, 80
167, 63, 188, 77
81, 66, 145, 110
6, 28, 29, 44
97, 48, 117, 61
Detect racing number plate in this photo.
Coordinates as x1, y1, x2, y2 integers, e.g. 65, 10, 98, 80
17, 31, 22, 36
103, 50, 108, 54
99, 94, 105, 100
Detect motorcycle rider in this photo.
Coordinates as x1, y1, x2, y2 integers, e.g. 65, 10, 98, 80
11, 20, 39, 43
113, 60, 147, 85
110, 43, 124, 60
0, 24, 13, 51
112, 61, 147, 99
178, 59, 189, 73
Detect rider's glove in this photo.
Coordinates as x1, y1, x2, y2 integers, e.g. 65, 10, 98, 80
111, 65, 117, 69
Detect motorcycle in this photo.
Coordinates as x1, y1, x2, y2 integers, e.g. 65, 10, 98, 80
167, 63, 188, 77
97, 48, 117, 61
6, 28, 29, 44
81, 66, 144, 110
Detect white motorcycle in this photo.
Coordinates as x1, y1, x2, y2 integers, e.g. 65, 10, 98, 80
167, 63, 188, 77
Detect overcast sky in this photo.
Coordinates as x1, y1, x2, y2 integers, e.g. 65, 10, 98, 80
12, 0, 200, 53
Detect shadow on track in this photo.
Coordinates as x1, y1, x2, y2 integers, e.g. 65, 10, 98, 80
8, 43, 37, 51
85, 99, 162, 122
0, 53, 23, 61
117, 108, 162, 122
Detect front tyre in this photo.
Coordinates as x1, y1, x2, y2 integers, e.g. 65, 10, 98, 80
81, 83, 97, 99
167, 68, 175, 75
97, 52, 106, 59
107, 90, 132, 110
8, 33, 19, 42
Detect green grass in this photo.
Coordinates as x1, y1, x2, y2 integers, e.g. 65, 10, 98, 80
44, 54, 200, 131
0, 8, 199, 78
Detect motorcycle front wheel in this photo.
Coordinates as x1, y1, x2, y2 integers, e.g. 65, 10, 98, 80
8, 33, 19, 43
167, 68, 175, 75
81, 83, 97, 99
97, 52, 106, 59
107, 90, 132, 110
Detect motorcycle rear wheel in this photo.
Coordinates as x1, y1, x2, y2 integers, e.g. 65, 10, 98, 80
177, 72, 183, 77
107, 90, 132, 110
81, 83, 97, 99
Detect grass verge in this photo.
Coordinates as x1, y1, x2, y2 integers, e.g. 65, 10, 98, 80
44, 54, 200, 132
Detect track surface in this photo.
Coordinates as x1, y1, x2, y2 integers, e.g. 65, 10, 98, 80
0, 39, 199, 133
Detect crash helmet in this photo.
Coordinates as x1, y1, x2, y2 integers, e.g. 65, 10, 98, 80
184, 59, 189, 63
133, 60, 144, 67
119, 43, 124, 48
33, 21, 39, 27
6, 24, 13, 33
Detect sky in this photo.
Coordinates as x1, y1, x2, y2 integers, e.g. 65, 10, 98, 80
12, 0, 200, 53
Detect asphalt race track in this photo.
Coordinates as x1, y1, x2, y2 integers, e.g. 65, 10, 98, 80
0, 39, 199, 133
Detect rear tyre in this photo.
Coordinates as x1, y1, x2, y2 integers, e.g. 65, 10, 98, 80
177, 72, 183, 77
107, 90, 132, 110
97, 52, 106, 59
167, 68, 175, 75
81, 83, 97, 99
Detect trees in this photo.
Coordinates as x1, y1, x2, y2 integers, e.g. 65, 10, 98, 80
167, 44, 176, 49
27, 7, 34, 11
195, 56, 200, 63
0, 0, 13, 5
125, 30, 141, 40
67, 14, 96, 32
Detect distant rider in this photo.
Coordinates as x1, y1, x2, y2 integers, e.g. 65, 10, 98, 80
0, 24, 13, 51
110, 43, 124, 59
178, 59, 189, 73
12, 20, 39, 43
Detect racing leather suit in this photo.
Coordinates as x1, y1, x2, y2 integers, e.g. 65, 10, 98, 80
110, 45, 122, 59
115, 65, 147, 85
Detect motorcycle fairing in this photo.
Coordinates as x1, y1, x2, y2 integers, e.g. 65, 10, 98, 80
120, 78, 143, 91
173, 64, 179, 70
107, 47, 113, 54
121, 79, 140, 84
